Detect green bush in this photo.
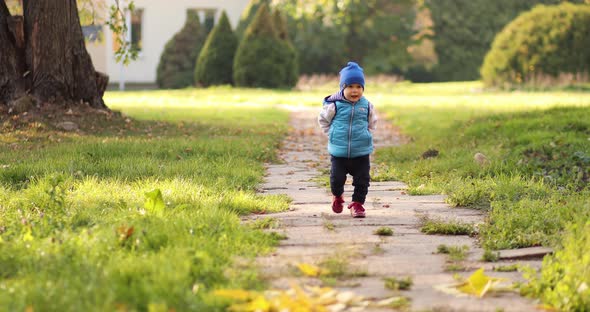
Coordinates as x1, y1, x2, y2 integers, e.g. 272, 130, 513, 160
278, 1, 415, 76
235, 0, 270, 40
481, 3, 590, 87
287, 13, 346, 75
233, 4, 297, 88
194, 11, 238, 87
425, 0, 582, 81
404, 65, 436, 83
272, 9, 298, 88
523, 221, 590, 311
156, 11, 206, 89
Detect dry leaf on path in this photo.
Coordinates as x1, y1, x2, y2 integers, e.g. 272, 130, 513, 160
435, 268, 509, 298
297, 263, 323, 277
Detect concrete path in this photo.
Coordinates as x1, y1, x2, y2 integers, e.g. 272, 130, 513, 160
252, 106, 543, 311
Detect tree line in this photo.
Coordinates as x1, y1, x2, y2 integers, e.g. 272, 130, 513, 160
157, 2, 298, 89
157, 0, 589, 90
1, 0, 588, 112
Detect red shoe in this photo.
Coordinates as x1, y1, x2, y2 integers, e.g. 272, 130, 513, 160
348, 202, 366, 218
332, 196, 344, 213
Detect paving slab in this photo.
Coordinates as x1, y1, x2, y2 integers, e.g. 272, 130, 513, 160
497, 247, 553, 260
252, 106, 543, 311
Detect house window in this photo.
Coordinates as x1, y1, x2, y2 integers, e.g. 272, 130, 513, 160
5, 0, 23, 15
130, 8, 143, 51
112, 8, 143, 52
188, 8, 217, 34
82, 25, 103, 43
203, 9, 216, 33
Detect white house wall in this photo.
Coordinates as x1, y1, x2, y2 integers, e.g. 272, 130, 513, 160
86, 41, 107, 74
99, 0, 249, 85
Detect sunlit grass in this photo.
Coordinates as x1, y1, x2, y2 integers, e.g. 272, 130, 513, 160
105, 86, 323, 109
0, 91, 291, 311
374, 86, 590, 249
369, 81, 589, 310
1, 82, 589, 310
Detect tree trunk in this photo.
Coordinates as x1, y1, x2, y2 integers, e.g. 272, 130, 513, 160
0, 1, 25, 106
0, 0, 108, 111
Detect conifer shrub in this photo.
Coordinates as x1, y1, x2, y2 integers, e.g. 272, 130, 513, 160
481, 3, 590, 88
272, 9, 298, 88
235, 0, 270, 40
233, 4, 296, 89
156, 11, 206, 89
194, 11, 238, 87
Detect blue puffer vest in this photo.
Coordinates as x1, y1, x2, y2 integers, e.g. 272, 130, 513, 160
324, 92, 373, 158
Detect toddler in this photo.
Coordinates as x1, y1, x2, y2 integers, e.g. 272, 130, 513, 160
318, 62, 377, 218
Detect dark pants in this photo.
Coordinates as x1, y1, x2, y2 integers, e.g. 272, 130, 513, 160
330, 155, 371, 204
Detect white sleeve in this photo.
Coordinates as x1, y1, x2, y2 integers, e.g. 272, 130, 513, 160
368, 102, 378, 132
318, 102, 336, 135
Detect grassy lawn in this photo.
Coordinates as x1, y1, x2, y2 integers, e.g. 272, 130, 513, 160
372, 82, 589, 248
109, 84, 590, 309
0, 91, 290, 311
371, 82, 590, 309
0, 83, 588, 310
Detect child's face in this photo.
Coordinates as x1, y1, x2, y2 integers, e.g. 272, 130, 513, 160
343, 84, 364, 102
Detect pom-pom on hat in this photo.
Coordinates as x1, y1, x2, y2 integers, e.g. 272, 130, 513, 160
339, 61, 365, 89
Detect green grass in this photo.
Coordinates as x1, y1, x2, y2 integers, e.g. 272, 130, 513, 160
436, 244, 470, 262
419, 215, 475, 236
493, 264, 520, 272
373, 227, 394, 236
1, 83, 589, 311
521, 221, 590, 310
323, 219, 336, 232
481, 249, 500, 262
436, 244, 470, 272
374, 87, 590, 250
369, 82, 590, 311
316, 252, 369, 286
384, 276, 413, 291
0, 90, 291, 311
248, 217, 281, 230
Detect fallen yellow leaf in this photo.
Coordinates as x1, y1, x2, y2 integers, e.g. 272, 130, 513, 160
297, 263, 322, 277
455, 268, 506, 298
213, 289, 258, 302
215, 283, 384, 312
435, 267, 512, 298
243, 295, 271, 312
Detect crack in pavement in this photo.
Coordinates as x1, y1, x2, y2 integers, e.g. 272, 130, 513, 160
252, 105, 542, 311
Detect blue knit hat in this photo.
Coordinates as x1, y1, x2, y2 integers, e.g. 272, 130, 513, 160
339, 61, 365, 89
